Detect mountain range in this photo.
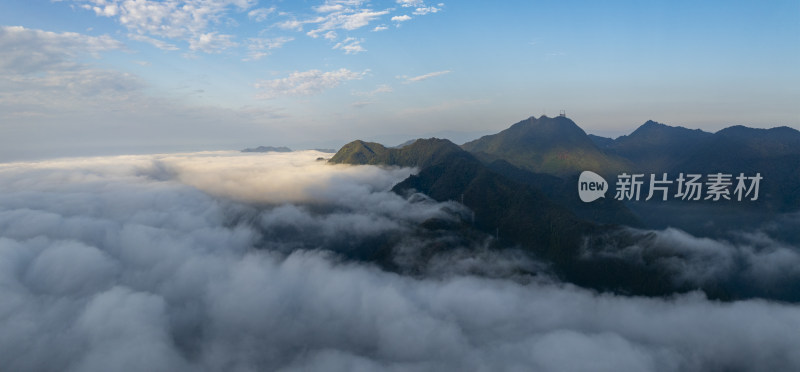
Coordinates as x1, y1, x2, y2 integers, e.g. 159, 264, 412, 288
594, 120, 713, 172
460, 115, 800, 220
328, 115, 800, 300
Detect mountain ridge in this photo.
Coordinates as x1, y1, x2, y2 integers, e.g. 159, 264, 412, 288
241, 146, 292, 153
326, 116, 800, 300
461, 115, 632, 177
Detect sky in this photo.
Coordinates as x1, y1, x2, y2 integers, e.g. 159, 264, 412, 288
1, 0, 799, 160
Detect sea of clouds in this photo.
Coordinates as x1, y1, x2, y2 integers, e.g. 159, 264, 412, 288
1, 151, 799, 372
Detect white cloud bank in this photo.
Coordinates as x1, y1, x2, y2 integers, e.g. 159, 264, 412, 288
1, 151, 800, 371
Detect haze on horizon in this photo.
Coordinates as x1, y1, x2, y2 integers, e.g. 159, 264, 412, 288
1, 0, 798, 161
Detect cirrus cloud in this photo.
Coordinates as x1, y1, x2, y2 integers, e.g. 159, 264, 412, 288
399, 69, 452, 83
254, 68, 367, 99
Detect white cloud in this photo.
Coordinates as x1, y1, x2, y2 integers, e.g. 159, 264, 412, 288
413, 6, 442, 15
0, 27, 293, 159
247, 7, 275, 22
71, 0, 258, 53
244, 36, 294, 61
1, 152, 800, 371
127, 33, 179, 51
353, 84, 393, 96
395, 1, 444, 16
314, 4, 345, 13
0, 26, 146, 118
188, 32, 237, 53
0, 28, 300, 161
67, 0, 445, 56
254, 68, 367, 99
396, 0, 424, 7
399, 70, 452, 83
268, 0, 392, 41
276, 19, 309, 31
332, 37, 365, 54
307, 9, 390, 38
0, 26, 123, 74
267, 1, 444, 53
586, 227, 800, 291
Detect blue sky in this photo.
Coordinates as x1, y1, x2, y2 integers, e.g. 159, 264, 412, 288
1, 0, 798, 160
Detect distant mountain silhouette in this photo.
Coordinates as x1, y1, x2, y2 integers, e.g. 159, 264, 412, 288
462, 115, 631, 177
603, 120, 713, 172
241, 146, 292, 153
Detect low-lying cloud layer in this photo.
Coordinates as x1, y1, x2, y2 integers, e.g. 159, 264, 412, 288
1, 151, 800, 371
584, 222, 800, 300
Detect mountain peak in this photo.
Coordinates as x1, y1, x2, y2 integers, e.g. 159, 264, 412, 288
636, 120, 666, 131
462, 115, 629, 176
624, 120, 712, 141
503, 115, 590, 143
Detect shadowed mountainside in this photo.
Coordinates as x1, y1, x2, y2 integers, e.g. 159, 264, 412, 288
328, 138, 689, 297
671, 125, 800, 213
599, 120, 713, 172
326, 117, 800, 301
464, 116, 800, 233
330, 138, 598, 263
